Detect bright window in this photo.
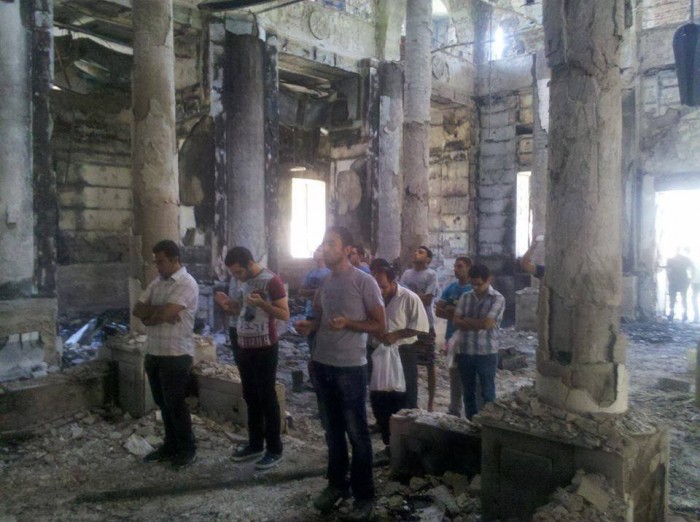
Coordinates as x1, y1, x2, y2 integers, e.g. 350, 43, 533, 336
290, 178, 326, 259
516, 171, 532, 257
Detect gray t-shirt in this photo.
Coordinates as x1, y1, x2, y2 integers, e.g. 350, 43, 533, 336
312, 266, 384, 367
399, 268, 438, 327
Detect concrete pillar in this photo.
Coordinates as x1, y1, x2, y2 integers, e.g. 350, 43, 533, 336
225, 30, 266, 261
376, 62, 404, 263
0, 2, 34, 298
400, 0, 432, 267
537, 0, 628, 414
531, 50, 549, 241
263, 34, 280, 272
131, 0, 180, 288
375, 0, 405, 62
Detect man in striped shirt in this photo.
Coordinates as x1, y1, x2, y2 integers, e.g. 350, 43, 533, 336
453, 263, 505, 420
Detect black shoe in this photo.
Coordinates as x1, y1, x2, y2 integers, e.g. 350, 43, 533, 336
313, 485, 351, 514
255, 452, 283, 470
143, 445, 175, 463
341, 499, 374, 521
171, 452, 197, 469
232, 445, 265, 462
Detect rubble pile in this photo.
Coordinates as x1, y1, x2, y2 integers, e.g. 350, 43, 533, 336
193, 360, 240, 381
533, 471, 628, 522
477, 386, 663, 452
370, 471, 483, 522
395, 409, 479, 435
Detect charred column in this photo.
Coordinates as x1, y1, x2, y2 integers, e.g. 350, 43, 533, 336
538, 0, 628, 413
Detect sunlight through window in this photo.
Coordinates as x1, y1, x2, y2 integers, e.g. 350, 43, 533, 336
516, 171, 532, 257
290, 178, 326, 259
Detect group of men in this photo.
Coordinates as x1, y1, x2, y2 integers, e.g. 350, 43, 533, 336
133, 228, 505, 520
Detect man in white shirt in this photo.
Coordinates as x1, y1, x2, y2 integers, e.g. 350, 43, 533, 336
133, 240, 199, 468
369, 260, 428, 458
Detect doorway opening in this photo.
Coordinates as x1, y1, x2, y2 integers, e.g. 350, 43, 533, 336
655, 189, 700, 322
290, 178, 326, 259
515, 171, 532, 257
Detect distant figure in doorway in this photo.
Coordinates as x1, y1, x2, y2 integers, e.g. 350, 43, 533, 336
435, 256, 473, 417
399, 246, 439, 412
692, 250, 700, 323
133, 240, 199, 468
666, 248, 693, 322
520, 235, 545, 279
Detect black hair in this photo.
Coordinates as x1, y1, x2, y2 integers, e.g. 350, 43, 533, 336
354, 245, 366, 256
326, 226, 354, 248
153, 240, 180, 260
418, 245, 433, 259
225, 246, 254, 268
371, 259, 396, 282
468, 263, 490, 280
455, 256, 473, 266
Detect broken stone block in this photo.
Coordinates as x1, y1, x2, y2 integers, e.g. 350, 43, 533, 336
657, 377, 691, 393
123, 434, 154, 457
428, 484, 459, 515
575, 473, 610, 512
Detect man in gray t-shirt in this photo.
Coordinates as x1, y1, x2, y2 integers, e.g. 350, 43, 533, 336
296, 226, 385, 519
399, 246, 439, 411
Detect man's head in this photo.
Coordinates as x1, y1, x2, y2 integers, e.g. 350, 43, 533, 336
413, 245, 433, 268
152, 240, 181, 279
371, 258, 397, 302
322, 226, 354, 269
225, 246, 256, 282
469, 263, 491, 294
454, 256, 472, 282
313, 245, 325, 266
348, 244, 365, 268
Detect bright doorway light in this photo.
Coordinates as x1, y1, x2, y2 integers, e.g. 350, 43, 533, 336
655, 189, 700, 321
290, 178, 326, 259
515, 171, 532, 257
432, 0, 448, 16
491, 26, 505, 60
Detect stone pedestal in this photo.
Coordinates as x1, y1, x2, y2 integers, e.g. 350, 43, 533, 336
478, 388, 669, 522
389, 410, 481, 479
194, 362, 286, 433
0, 361, 111, 432
515, 287, 539, 331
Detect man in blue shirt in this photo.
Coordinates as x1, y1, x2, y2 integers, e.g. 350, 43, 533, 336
435, 256, 472, 417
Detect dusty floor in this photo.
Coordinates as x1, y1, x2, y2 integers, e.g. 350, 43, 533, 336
0, 320, 698, 521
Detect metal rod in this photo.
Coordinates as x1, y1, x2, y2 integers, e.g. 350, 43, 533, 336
692, 0, 695, 23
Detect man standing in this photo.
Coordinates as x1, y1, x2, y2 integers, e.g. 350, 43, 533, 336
215, 247, 289, 470
370, 260, 428, 460
349, 244, 371, 274
399, 246, 438, 411
299, 246, 331, 352
453, 263, 505, 420
133, 240, 199, 468
666, 248, 693, 322
296, 226, 385, 520
435, 256, 472, 417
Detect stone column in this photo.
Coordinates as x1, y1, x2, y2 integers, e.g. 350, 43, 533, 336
0, 2, 34, 298
225, 29, 266, 262
376, 62, 404, 263
537, 0, 628, 414
131, 0, 180, 288
400, 0, 432, 267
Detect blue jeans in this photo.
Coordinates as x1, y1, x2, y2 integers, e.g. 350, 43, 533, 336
236, 344, 282, 455
456, 352, 498, 420
144, 354, 196, 457
312, 361, 374, 501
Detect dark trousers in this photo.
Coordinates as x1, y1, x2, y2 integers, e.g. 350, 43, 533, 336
456, 352, 498, 420
144, 354, 196, 457
369, 390, 405, 446
236, 344, 283, 455
228, 327, 239, 365
312, 361, 374, 501
398, 344, 418, 409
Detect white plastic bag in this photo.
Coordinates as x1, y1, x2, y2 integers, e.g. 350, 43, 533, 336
445, 330, 462, 369
370, 343, 406, 392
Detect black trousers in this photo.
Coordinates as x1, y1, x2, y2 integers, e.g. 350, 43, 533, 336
369, 390, 406, 446
398, 344, 418, 409
236, 344, 283, 455
144, 354, 196, 457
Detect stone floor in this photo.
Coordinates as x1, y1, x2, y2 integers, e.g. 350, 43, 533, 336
0, 321, 698, 521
